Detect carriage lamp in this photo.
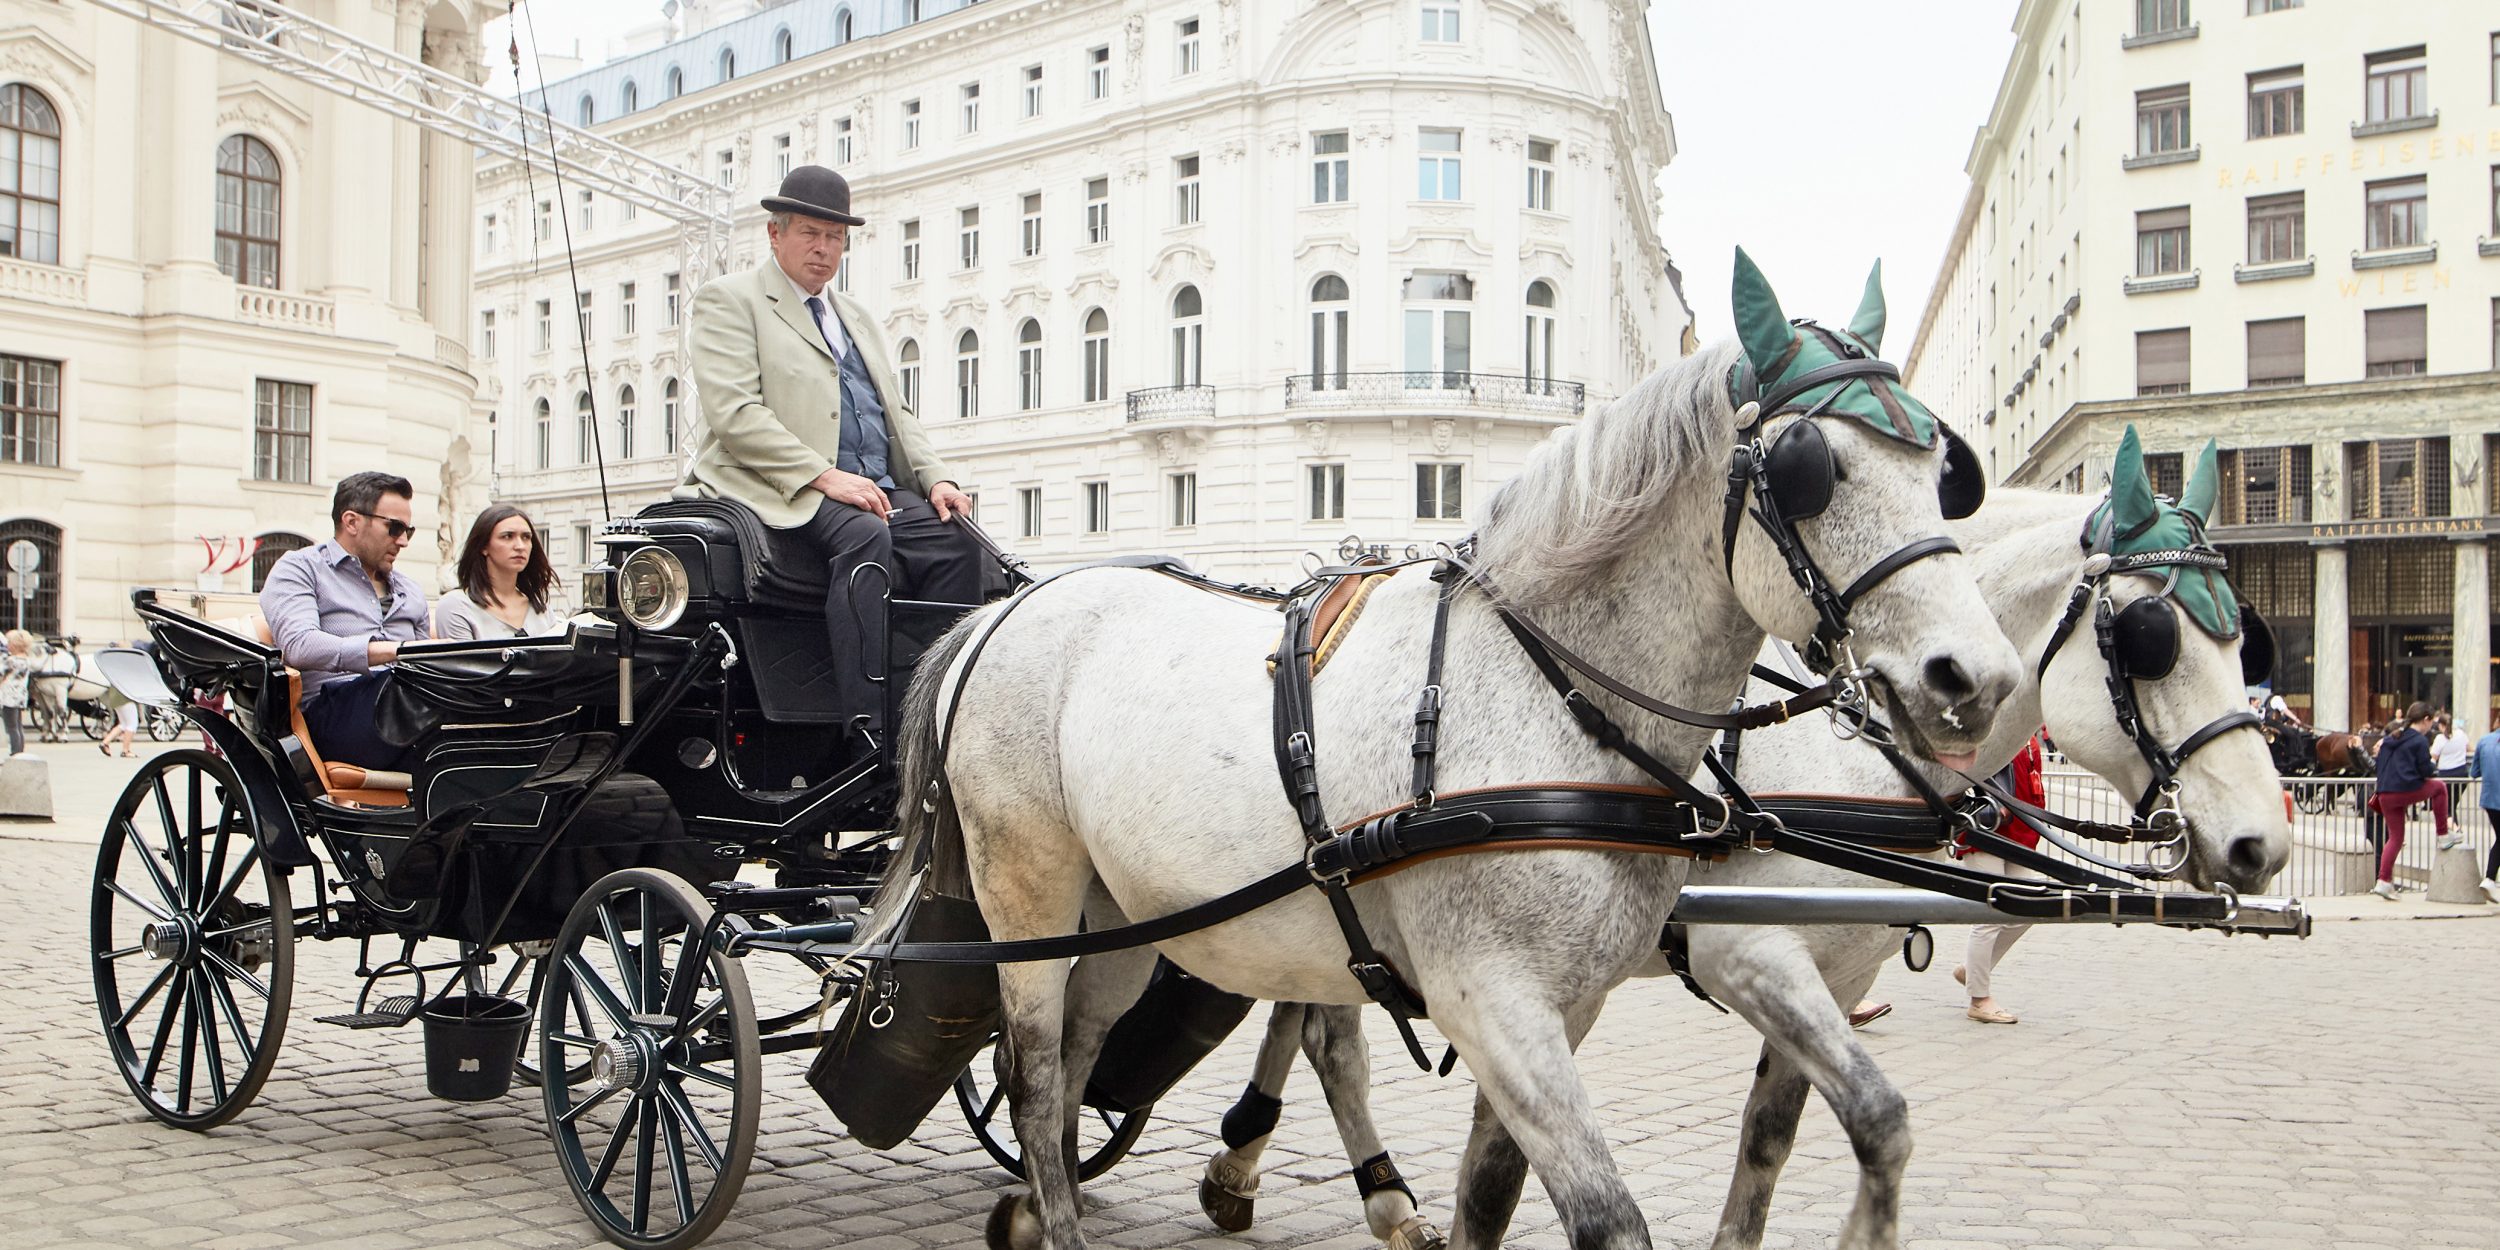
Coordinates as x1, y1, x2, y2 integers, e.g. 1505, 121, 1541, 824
614, 546, 690, 631
581, 563, 611, 613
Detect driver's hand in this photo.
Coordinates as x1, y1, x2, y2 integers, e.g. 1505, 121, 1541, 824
928, 481, 974, 522
810, 467, 891, 519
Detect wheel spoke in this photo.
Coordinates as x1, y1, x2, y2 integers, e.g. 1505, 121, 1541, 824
186, 768, 208, 906
117, 818, 184, 916
978, 1080, 1007, 1125
200, 949, 272, 1003
191, 969, 231, 1107
661, 1095, 698, 1227
559, 1083, 624, 1126
596, 904, 637, 1012
175, 979, 200, 1113
565, 953, 635, 1032
101, 945, 145, 961
665, 1059, 734, 1093
589, 1095, 641, 1193
665, 922, 708, 1021
149, 774, 194, 910
637, 893, 661, 1018
671, 991, 725, 1046
200, 843, 263, 924
203, 962, 262, 1057
115, 961, 179, 1031
105, 878, 171, 923
632, 1090, 658, 1236
658, 1078, 728, 1173
140, 971, 186, 1087
548, 1031, 601, 1049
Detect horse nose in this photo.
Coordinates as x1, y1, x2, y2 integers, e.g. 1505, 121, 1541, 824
1921, 653, 1978, 703
2224, 832, 2281, 887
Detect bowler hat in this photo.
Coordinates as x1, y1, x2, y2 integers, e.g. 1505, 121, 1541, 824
760, 165, 865, 226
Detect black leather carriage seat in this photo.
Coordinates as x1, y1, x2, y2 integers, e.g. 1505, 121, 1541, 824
215, 613, 410, 808
637, 497, 835, 611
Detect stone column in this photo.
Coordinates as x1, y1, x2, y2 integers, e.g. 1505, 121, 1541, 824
2455, 540, 2491, 731
2311, 544, 2350, 732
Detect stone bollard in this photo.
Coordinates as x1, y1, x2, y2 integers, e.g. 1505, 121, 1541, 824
2426, 843, 2488, 905
0, 754, 53, 820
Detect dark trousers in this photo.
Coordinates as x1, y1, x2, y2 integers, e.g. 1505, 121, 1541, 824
301, 670, 416, 771
790, 489, 983, 731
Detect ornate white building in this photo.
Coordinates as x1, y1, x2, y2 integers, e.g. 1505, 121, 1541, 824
473, 0, 1686, 593
0, 0, 491, 640
1904, 0, 2498, 732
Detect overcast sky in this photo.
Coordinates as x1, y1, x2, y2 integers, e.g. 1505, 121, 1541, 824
488, 0, 2017, 351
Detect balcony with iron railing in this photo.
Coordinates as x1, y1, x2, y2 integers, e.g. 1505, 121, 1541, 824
1124, 384, 1216, 423
1284, 371, 1584, 416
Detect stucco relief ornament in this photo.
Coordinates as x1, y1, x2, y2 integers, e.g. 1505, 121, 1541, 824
2455, 452, 2481, 496
734, 133, 752, 184
437, 434, 478, 570
798, 115, 818, 162
1219, 0, 1240, 65
1156, 431, 1179, 464
1301, 420, 1333, 455
1356, 122, 1394, 149
2316, 464, 2337, 501
1124, 15, 1145, 91
1431, 420, 1456, 454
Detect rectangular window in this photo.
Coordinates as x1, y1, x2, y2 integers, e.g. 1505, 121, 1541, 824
577, 189, 594, 231
2365, 47, 2426, 123
1020, 193, 1042, 257
1169, 472, 1197, 528
2145, 452, 2184, 503
957, 346, 979, 417
536, 199, 552, 241
1417, 127, 1462, 200
1175, 18, 1201, 75
482, 212, 500, 253
576, 290, 593, 340
1083, 322, 1111, 403
619, 281, 637, 335
1022, 64, 1043, 118
1018, 332, 1042, 410
2135, 327, 2189, 396
621, 200, 635, 222
2364, 305, 2426, 377
1421, 1, 1460, 42
902, 218, 922, 280
903, 98, 921, 149
774, 133, 792, 180
1415, 463, 1464, 521
834, 116, 853, 164
0, 354, 62, 467
835, 254, 850, 294
2247, 66, 2303, 137
716, 149, 734, 188
2246, 191, 2304, 263
2491, 164, 2500, 237
478, 309, 497, 360
2345, 437, 2449, 520
2136, 0, 2189, 35
959, 206, 981, 270
1085, 176, 1110, 243
2216, 445, 2310, 524
1083, 480, 1111, 533
1312, 130, 1350, 203
252, 379, 312, 484
573, 524, 592, 571
535, 298, 552, 350
1088, 44, 1110, 100
2135, 206, 2189, 275
961, 81, 981, 134
1525, 138, 1556, 210
664, 272, 681, 326
2135, 85, 2190, 155
2364, 176, 2427, 250
2246, 317, 2304, 388
1308, 463, 1345, 521
1173, 154, 1201, 225
2245, 0, 2298, 12
1019, 487, 1042, 538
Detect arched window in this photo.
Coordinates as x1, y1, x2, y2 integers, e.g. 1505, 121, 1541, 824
1402, 270, 1474, 388
834, 7, 854, 42
620, 80, 640, 113
1169, 285, 1203, 387
616, 384, 637, 459
0, 518, 60, 634
773, 27, 794, 65
662, 378, 681, 454
214, 134, 281, 289
250, 531, 311, 593
1081, 308, 1111, 403
1309, 274, 1349, 390
1524, 280, 1558, 392
954, 329, 980, 418
718, 47, 736, 83
0, 85, 62, 265
664, 65, 684, 99
577, 93, 596, 125
906, 0, 922, 21
1016, 318, 1043, 410
533, 397, 552, 469
574, 390, 594, 463
897, 338, 921, 412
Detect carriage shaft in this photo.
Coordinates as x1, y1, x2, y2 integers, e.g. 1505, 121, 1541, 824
1669, 886, 2309, 937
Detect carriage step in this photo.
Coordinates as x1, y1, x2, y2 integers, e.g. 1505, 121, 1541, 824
316, 995, 421, 1029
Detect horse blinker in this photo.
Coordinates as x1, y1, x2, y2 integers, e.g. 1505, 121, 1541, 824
2111, 595, 2181, 681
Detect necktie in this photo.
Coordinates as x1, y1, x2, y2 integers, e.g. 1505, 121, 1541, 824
804, 295, 844, 362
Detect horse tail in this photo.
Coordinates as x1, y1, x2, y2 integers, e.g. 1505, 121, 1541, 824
853, 608, 985, 951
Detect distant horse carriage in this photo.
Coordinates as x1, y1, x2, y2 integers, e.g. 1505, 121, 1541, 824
2265, 719, 2374, 813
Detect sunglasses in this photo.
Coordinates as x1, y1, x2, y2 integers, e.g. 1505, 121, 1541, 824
353, 510, 417, 541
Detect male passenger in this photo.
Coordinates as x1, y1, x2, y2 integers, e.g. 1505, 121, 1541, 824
258, 471, 430, 768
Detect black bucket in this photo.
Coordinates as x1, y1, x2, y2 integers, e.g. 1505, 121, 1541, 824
420, 994, 531, 1102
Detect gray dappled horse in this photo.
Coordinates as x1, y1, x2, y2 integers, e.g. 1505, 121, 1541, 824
867, 253, 2022, 1250
1204, 429, 2293, 1250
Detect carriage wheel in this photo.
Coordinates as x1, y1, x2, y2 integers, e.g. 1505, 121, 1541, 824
147, 706, 186, 743
541, 870, 758, 1250
459, 943, 598, 1089
90, 749, 295, 1130
952, 1037, 1152, 1183
80, 707, 110, 740
2292, 783, 2329, 815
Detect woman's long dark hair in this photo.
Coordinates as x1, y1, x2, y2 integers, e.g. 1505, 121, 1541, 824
457, 504, 553, 612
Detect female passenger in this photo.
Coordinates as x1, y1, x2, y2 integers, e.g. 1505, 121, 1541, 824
434, 504, 563, 641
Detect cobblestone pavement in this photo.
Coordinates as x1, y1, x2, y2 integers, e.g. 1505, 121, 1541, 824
4, 746, 2498, 1249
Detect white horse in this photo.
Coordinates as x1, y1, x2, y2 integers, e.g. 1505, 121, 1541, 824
870, 256, 2024, 1250
1197, 435, 2293, 1250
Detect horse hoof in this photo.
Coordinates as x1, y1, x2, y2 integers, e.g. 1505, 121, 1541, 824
985, 1194, 1029, 1250
1387, 1217, 1448, 1250
1198, 1174, 1256, 1232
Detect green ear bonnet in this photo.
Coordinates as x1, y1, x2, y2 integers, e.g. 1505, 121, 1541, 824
1726, 248, 1940, 448
2085, 428, 2242, 640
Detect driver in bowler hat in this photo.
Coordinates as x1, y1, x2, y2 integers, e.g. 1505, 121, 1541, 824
676, 165, 982, 740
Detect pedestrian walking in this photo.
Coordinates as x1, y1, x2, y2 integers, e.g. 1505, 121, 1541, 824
96, 643, 139, 759
2469, 723, 2500, 906
0, 629, 35, 757
2369, 702, 2454, 900
1954, 731, 2047, 1024
2432, 715, 2470, 778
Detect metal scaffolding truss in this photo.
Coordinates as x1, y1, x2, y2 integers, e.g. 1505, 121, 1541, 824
81, 0, 733, 282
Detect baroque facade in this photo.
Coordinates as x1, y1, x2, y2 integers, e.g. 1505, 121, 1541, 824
0, 0, 490, 640
472, 0, 1686, 594
1905, 0, 2499, 732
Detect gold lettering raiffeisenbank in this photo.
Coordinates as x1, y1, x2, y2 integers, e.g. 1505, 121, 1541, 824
2306, 518, 2486, 541
2214, 127, 2497, 191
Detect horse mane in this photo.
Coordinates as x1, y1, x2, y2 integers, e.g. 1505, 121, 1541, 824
1474, 340, 1741, 607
